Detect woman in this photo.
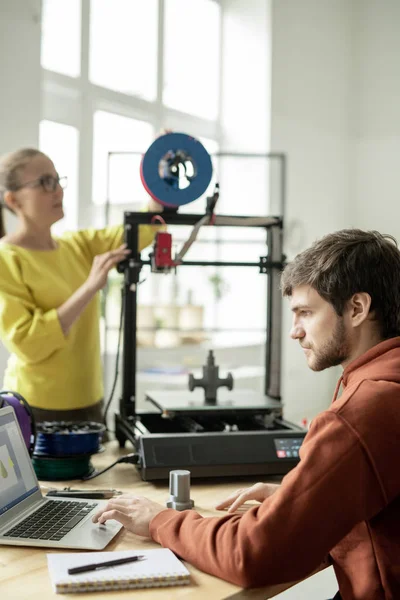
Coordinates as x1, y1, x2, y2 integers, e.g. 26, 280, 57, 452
0, 147, 158, 426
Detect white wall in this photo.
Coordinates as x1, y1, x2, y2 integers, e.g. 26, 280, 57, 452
271, 0, 400, 425
270, 0, 354, 424
220, 0, 270, 152
0, 1, 41, 153
352, 0, 400, 237
0, 0, 42, 234
0, 0, 42, 380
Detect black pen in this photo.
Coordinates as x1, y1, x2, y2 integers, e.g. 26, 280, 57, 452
68, 555, 145, 575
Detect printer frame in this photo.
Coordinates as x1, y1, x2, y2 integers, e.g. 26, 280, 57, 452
114, 211, 306, 481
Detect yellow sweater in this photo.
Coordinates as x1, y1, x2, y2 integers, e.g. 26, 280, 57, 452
0, 224, 154, 410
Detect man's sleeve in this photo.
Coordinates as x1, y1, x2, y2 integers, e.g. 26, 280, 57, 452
149, 411, 386, 588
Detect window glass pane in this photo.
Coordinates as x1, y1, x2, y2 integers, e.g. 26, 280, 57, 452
209, 154, 268, 346
217, 239, 267, 332
217, 156, 269, 219
164, 0, 221, 119
199, 137, 219, 157
39, 120, 79, 235
41, 0, 81, 77
92, 111, 154, 206
89, 0, 158, 100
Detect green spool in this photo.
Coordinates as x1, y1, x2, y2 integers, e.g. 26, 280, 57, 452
32, 455, 94, 481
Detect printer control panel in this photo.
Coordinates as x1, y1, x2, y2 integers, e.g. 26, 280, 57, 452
274, 437, 303, 459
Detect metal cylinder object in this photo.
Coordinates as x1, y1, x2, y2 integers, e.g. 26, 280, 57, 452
166, 469, 194, 511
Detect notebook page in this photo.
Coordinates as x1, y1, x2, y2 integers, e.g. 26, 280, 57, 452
47, 548, 190, 592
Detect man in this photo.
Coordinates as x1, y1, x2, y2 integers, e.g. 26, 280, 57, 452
94, 229, 400, 600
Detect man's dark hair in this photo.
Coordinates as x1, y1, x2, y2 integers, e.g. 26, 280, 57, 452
281, 229, 400, 339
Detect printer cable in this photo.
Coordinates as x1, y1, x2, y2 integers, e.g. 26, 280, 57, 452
81, 453, 141, 481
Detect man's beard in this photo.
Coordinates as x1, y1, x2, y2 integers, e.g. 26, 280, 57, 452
305, 317, 350, 372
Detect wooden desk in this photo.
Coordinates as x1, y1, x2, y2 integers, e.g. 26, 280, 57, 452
0, 442, 319, 600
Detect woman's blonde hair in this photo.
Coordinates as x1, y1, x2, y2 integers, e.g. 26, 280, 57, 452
0, 148, 45, 237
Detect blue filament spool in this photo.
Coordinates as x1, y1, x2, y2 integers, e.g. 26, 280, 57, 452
34, 421, 105, 457
140, 132, 213, 207
32, 421, 105, 480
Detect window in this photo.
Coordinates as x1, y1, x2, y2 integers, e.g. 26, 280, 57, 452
89, 0, 158, 100
39, 120, 79, 235
92, 111, 154, 207
211, 152, 270, 346
216, 250, 267, 346
164, 0, 221, 120
199, 137, 219, 156
41, 0, 81, 77
40, 0, 270, 357
217, 157, 269, 218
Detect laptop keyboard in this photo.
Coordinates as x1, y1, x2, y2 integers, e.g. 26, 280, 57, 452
3, 499, 98, 541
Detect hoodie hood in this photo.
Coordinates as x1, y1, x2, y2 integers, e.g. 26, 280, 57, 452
342, 336, 400, 388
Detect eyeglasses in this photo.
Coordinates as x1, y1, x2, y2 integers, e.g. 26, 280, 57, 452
15, 174, 68, 193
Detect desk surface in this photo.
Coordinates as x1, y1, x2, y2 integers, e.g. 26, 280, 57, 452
0, 442, 307, 600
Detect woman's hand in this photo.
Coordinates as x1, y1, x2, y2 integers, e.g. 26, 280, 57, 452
84, 244, 131, 293
57, 244, 130, 335
215, 482, 280, 513
147, 198, 164, 212
92, 495, 166, 538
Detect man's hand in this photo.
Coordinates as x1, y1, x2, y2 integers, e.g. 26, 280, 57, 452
92, 495, 167, 538
215, 482, 280, 513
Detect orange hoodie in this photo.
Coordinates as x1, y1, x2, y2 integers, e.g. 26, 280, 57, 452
149, 337, 400, 599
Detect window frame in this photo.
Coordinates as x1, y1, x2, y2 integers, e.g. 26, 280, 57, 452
40, 0, 271, 351
41, 0, 222, 229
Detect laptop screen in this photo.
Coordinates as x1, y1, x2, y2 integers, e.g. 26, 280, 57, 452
0, 409, 38, 516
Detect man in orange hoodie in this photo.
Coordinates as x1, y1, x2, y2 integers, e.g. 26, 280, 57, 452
94, 229, 400, 600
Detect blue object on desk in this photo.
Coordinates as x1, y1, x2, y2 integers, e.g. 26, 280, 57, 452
34, 421, 105, 456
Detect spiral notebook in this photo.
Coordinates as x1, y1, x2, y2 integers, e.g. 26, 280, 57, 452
47, 548, 190, 593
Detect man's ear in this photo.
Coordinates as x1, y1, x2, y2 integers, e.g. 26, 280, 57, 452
347, 293, 372, 328
3, 190, 18, 213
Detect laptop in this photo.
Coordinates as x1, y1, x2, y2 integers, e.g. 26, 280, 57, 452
0, 405, 122, 549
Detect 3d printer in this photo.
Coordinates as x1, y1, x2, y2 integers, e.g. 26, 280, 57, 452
113, 133, 306, 481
